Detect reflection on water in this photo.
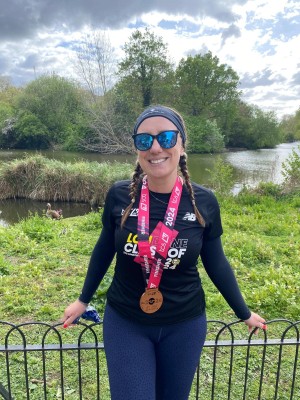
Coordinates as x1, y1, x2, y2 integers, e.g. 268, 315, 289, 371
0, 142, 299, 226
224, 142, 300, 192
0, 199, 93, 227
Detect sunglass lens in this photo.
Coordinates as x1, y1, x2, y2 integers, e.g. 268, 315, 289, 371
134, 134, 153, 151
157, 131, 177, 149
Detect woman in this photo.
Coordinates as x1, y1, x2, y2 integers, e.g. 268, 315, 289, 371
63, 105, 266, 400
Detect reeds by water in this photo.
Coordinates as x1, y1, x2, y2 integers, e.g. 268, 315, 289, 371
0, 155, 133, 205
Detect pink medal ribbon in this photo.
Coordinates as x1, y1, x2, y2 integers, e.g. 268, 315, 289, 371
136, 176, 183, 313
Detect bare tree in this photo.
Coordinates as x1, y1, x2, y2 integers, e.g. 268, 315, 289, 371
0, 76, 12, 92
74, 29, 116, 98
72, 29, 134, 154
81, 96, 134, 154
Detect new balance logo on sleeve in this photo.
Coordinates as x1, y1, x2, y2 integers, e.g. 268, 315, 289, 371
182, 212, 196, 221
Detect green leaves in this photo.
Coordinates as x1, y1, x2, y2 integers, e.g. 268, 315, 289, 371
175, 52, 240, 118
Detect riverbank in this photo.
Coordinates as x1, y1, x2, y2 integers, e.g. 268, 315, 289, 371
0, 189, 299, 323
0, 154, 132, 205
1, 189, 299, 399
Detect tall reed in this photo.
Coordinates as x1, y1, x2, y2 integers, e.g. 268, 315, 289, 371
0, 155, 133, 205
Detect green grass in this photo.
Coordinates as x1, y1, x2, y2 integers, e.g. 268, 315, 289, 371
0, 190, 299, 399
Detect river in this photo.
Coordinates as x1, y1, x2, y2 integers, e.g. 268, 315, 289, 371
0, 142, 299, 226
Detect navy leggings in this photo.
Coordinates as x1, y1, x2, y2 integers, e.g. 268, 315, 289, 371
103, 304, 207, 400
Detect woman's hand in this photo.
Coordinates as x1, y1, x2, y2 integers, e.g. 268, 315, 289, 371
62, 300, 88, 328
244, 312, 267, 334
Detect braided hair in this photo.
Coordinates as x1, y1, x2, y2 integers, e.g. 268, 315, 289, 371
179, 153, 205, 226
121, 161, 143, 228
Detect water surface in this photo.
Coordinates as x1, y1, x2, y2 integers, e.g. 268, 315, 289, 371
0, 142, 299, 226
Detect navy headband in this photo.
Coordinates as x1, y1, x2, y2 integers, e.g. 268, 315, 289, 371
133, 105, 186, 144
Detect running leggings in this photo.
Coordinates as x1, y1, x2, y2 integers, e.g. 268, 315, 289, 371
103, 304, 207, 400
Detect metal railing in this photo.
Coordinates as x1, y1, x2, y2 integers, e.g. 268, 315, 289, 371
0, 319, 299, 399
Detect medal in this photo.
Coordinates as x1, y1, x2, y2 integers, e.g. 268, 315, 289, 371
140, 288, 163, 314
137, 176, 183, 314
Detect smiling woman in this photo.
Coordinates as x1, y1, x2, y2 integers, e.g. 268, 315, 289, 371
62, 105, 266, 400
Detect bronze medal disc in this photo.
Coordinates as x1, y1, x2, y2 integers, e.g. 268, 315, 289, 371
140, 288, 163, 314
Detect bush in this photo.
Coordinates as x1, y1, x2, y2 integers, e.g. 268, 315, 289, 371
206, 157, 234, 195
281, 145, 300, 192
6, 111, 50, 149
185, 116, 225, 153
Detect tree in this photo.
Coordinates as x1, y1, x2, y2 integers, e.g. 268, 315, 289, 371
11, 111, 50, 149
280, 108, 300, 142
16, 74, 87, 145
184, 115, 225, 153
74, 30, 117, 98
250, 107, 282, 148
0, 103, 15, 147
80, 92, 133, 154
227, 101, 253, 148
175, 52, 240, 119
228, 102, 282, 149
0, 76, 21, 106
118, 28, 174, 108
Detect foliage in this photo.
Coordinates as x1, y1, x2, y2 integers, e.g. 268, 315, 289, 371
16, 74, 88, 146
79, 91, 134, 154
248, 181, 283, 198
185, 115, 225, 153
206, 157, 235, 196
281, 144, 300, 191
8, 110, 50, 149
279, 107, 300, 142
228, 102, 282, 149
1, 31, 299, 153
249, 106, 282, 148
0, 155, 133, 205
0, 186, 299, 399
118, 28, 174, 108
175, 52, 240, 121
0, 102, 15, 147
0, 188, 299, 324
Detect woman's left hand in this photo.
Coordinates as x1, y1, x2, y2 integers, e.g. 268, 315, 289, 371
244, 312, 267, 334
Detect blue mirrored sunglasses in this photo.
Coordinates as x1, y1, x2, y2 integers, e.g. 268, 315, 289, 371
132, 130, 179, 151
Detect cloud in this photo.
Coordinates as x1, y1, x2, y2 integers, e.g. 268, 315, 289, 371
0, 0, 299, 118
221, 24, 241, 45
291, 71, 300, 85
241, 69, 286, 89
0, 0, 247, 41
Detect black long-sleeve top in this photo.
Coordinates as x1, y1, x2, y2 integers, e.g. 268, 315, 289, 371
79, 180, 251, 325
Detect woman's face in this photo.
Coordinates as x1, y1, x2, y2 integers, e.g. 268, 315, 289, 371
136, 116, 184, 190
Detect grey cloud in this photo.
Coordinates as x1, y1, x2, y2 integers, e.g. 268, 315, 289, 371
0, 0, 247, 41
221, 24, 241, 45
184, 45, 210, 58
259, 91, 299, 101
291, 71, 300, 85
18, 54, 40, 70
240, 69, 286, 89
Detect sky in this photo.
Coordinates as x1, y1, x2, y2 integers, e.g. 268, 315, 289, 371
0, 0, 299, 120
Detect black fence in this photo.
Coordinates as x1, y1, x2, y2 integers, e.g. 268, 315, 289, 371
0, 319, 299, 399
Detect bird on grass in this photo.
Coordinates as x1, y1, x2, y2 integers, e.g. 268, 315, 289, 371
46, 203, 62, 219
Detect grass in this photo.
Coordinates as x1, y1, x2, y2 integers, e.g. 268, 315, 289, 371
0, 154, 132, 205
0, 189, 299, 399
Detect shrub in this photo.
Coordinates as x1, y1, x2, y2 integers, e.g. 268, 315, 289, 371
206, 157, 234, 196
185, 116, 225, 153
281, 145, 300, 192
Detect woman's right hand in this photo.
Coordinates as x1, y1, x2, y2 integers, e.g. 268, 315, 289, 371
62, 300, 88, 328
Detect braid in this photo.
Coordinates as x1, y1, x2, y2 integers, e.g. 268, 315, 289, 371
121, 161, 143, 228
179, 154, 205, 227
